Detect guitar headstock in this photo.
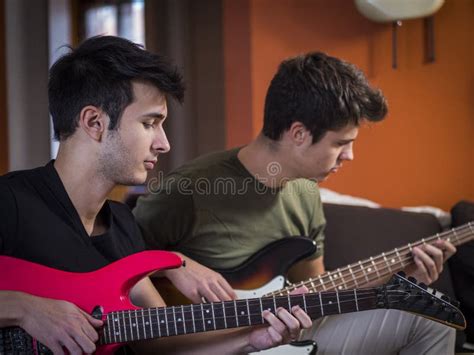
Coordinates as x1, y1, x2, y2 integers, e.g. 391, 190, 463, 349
376, 272, 466, 330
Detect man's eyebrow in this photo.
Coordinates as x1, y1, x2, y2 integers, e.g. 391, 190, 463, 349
142, 113, 166, 119
339, 138, 355, 143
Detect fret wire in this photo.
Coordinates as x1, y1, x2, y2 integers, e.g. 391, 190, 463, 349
113, 312, 119, 342
222, 301, 228, 329
394, 248, 403, 266
382, 252, 392, 273
107, 313, 113, 344
348, 266, 358, 287
112, 312, 119, 343
337, 269, 346, 290
181, 305, 187, 334
328, 272, 337, 289
134, 310, 140, 340
319, 277, 326, 291
273, 296, 277, 314
172, 307, 178, 335
155, 308, 161, 338
452, 228, 459, 243
129, 310, 135, 341
141, 309, 146, 340
163, 308, 169, 336
259, 298, 263, 324
302, 293, 308, 313
287, 293, 291, 310
370, 257, 380, 278
121, 311, 128, 342
133, 310, 138, 340
147, 308, 153, 339
358, 261, 369, 283
211, 303, 217, 330
191, 304, 196, 333
234, 300, 239, 327
201, 304, 206, 331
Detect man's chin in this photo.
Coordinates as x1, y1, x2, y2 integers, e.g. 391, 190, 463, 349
117, 173, 148, 186
315, 174, 330, 183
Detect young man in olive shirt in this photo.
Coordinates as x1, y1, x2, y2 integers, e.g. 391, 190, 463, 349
134, 52, 458, 354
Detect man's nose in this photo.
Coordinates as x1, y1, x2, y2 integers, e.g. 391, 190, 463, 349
153, 129, 170, 153
341, 147, 354, 161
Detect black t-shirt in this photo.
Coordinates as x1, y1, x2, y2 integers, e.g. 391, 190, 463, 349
0, 161, 145, 272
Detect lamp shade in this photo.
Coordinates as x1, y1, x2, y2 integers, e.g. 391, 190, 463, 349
355, 0, 445, 22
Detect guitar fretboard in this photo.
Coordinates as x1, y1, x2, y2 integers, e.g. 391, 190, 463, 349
99, 289, 378, 345
276, 222, 474, 296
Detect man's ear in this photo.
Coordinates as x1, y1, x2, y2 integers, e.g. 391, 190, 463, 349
78, 106, 107, 141
288, 121, 310, 145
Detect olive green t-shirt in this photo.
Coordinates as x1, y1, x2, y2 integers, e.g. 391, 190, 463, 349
133, 148, 325, 269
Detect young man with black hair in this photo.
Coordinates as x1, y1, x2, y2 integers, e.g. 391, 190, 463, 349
134, 52, 458, 354
0, 36, 312, 354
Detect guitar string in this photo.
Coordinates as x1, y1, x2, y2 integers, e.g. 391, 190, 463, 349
279, 226, 474, 295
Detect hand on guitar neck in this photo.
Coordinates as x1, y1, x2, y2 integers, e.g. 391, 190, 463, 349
335, 239, 457, 289
405, 239, 456, 285
341, 239, 458, 290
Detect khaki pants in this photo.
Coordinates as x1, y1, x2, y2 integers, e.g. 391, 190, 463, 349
301, 309, 455, 355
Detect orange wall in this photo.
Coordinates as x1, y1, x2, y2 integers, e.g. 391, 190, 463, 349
225, 0, 474, 211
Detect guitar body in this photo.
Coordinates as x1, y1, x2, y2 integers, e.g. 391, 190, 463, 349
154, 236, 317, 305
0, 251, 183, 354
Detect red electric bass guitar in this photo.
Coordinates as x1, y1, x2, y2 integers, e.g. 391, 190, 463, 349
0, 251, 466, 354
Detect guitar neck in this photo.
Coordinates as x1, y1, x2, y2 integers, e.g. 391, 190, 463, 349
277, 222, 474, 296
99, 289, 379, 345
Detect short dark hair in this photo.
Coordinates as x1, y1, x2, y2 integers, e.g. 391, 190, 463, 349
49, 36, 185, 141
262, 52, 387, 143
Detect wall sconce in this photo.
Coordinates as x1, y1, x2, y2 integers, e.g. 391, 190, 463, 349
355, 0, 445, 68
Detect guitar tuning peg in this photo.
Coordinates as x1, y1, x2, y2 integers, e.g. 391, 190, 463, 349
431, 288, 438, 295
397, 271, 406, 277
418, 282, 428, 290
408, 276, 417, 283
